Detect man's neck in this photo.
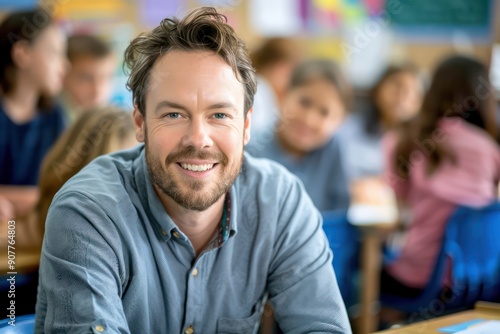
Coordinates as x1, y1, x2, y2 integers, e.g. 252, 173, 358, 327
155, 186, 226, 256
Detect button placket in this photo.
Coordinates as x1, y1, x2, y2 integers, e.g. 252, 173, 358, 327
183, 254, 208, 333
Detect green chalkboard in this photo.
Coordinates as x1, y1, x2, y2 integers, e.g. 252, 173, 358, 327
386, 0, 491, 27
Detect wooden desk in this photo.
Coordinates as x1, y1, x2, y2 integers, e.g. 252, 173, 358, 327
356, 222, 396, 334
373, 302, 500, 334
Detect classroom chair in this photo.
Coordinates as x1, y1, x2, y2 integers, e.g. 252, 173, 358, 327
321, 210, 360, 307
380, 201, 500, 316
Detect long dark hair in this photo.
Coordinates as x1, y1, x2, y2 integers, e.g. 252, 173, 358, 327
0, 8, 55, 110
394, 55, 497, 179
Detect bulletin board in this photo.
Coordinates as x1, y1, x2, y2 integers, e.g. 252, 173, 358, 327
387, 0, 494, 43
249, 0, 386, 37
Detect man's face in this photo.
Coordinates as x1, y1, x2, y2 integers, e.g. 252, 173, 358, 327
65, 55, 115, 110
134, 51, 251, 211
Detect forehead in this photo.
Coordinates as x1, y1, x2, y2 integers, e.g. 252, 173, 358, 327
34, 24, 65, 46
295, 78, 339, 96
386, 71, 417, 84
147, 50, 243, 98
71, 54, 115, 68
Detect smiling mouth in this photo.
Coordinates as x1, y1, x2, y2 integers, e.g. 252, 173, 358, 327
178, 163, 216, 172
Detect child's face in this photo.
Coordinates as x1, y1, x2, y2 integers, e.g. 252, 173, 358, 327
375, 71, 423, 126
24, 24, 67, 97
65, 55, 116, 110
279, 78, 346, 154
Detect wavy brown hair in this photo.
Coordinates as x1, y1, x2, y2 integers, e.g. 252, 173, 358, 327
393, 55, 497, 179
124, 7, 256, 117
37, 107, 135, 232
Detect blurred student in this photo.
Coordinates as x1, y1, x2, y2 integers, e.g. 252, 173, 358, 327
337, 64, 424, 181
1, 107, 136, 317
382, 55, 500, 298
247, 59, 352, 210
5, 107, 136, 249
37, 107, 136, 238
250, 38, 301, 135
62, 34, 116, 124
0, 9, 67, 217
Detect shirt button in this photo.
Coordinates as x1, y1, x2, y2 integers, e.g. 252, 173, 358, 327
161, 230, 167, 236
192, 268, 198, 277
172, 231, 181, 238
95, 325, 105, 332
185, 325, 194, 334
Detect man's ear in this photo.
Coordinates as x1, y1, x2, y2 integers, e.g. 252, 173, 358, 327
133, 107, 145, 143
243, 108, 252, 146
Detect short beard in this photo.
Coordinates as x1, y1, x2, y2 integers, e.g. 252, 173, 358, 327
144, 132, 243, 211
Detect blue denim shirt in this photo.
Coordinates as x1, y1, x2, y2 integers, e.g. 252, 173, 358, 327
35, 145, 350, 333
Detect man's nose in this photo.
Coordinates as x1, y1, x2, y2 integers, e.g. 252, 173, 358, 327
181, 118, 214, 149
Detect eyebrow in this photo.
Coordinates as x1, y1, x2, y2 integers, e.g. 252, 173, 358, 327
206, 102, 237, 111
154, 100, 188, 114
154, 100, 237, 114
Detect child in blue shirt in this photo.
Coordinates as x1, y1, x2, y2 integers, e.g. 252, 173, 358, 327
0, 9, 67, 219
247, 59, 352, 210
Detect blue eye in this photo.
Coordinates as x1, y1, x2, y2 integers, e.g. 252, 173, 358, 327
165, 113, 181, 118
213, 113, 227, 119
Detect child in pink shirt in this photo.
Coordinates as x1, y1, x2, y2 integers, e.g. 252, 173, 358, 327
382, 55, 500, 296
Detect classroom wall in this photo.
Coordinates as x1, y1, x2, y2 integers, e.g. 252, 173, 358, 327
218, 0, 496, 77
1, 0, 496, 87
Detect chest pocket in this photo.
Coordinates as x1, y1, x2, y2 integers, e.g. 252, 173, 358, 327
216, 307, 262, 334
216, 295, 267, 334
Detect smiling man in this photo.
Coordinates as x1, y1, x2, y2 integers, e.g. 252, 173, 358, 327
35, 7, 350, 334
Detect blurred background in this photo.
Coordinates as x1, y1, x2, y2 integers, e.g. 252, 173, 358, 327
0, 0, 498, 110
1, 1, 500, 333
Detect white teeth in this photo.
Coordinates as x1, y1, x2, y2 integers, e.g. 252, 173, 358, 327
180, 163, 214, 172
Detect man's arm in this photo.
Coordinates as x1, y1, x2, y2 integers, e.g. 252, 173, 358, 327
35, 192, 130, 333
267, 179, 351, 334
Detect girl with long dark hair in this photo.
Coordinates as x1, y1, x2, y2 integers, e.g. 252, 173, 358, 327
382, 55, 500, 297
